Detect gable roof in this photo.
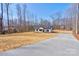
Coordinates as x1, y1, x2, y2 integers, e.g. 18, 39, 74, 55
34, 24, 52, 29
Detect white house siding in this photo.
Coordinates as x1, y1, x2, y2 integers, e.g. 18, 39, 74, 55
35, 29, 38, 32
49, 28, 52, 32
44, 29, 47, 32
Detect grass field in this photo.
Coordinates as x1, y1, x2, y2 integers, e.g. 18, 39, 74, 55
0, 32, 57, 51
53, 30, 72, 33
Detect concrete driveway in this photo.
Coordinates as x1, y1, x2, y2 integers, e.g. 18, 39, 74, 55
0, 33, 79, 56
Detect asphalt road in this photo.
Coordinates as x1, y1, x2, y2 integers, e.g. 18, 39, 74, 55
0, 33, 79, 56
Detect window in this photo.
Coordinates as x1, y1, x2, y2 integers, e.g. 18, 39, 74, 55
39, 29, 43, 31
47, 29, 49, 32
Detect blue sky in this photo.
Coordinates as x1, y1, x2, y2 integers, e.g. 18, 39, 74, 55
27, 3, 71, 19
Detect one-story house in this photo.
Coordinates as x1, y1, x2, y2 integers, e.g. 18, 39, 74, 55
34, 25, 53, 33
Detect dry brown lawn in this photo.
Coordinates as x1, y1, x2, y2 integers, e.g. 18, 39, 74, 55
0, 32, 57, 51
53, 30, 72, 34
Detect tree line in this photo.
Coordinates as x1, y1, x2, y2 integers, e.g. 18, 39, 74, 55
0, 3, 79, 34
51, 4, 79, 34
0, 3, 52, 34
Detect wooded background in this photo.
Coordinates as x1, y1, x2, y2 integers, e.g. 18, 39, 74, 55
0, 3, 79, 34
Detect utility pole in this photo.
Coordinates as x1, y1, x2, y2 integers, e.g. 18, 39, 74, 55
75, 4, 78, 34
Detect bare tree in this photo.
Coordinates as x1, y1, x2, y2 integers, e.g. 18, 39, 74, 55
0, 3, 3, 33
22, 4, 27, 31
51, 12, 61, 30
66, 4, 79, 34
5, 3, 10, 33
16, 4, 22, 32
